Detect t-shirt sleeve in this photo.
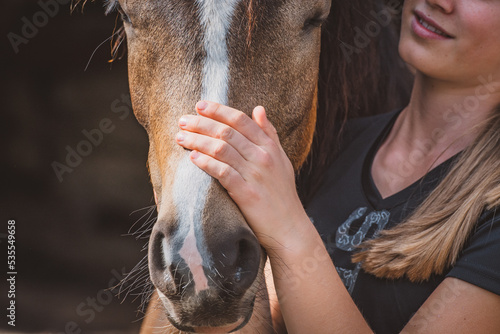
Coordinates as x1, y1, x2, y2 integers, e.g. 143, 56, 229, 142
446, 209, 500, 295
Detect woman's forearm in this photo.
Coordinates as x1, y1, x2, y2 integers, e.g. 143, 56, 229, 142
267, 215, 373, 334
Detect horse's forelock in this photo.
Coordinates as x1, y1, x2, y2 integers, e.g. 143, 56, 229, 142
75, 0, 259, 62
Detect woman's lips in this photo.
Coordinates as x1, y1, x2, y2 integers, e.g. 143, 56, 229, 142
411, 10, 454, 40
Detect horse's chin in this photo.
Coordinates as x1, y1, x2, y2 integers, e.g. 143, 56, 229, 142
164, 296, 255, 333
168, 313, 252, 334
192, 317, 249, 334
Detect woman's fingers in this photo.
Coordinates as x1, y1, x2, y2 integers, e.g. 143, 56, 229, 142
189, 150, 247, 200
178, 115, 258, 162
176, 130, 246, 171
176, 102, 290, 198
195, 101, 274, 147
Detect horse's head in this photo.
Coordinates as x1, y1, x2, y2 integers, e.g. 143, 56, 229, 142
113, 0, 331, 331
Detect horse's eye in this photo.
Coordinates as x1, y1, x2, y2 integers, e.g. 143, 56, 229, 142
105, 0, 132, 25
118, 7, 132, 24
303, 11, 329, 31
304, 17, 324, 29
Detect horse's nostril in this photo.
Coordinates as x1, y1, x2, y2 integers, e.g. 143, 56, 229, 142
151, 232, 166, 271
217, 235, 261, 294
169, 263, 191, 295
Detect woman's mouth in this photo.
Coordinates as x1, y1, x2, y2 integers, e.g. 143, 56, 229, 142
412, 11, 454, 40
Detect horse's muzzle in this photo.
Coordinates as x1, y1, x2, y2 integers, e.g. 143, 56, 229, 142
148, 216, 262, 327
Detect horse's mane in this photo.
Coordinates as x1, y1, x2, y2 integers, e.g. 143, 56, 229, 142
297, 0, 413, 204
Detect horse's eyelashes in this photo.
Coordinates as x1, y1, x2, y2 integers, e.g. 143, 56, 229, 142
119, 9, 132, 24
104, 0, 129, 62
104, 0, 131, 24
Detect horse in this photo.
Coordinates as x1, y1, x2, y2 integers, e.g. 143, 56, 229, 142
76, 0, 411, 332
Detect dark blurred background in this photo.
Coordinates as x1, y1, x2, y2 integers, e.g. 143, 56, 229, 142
2, 1, 152, 332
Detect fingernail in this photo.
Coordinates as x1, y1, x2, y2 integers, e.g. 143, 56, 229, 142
179, 117, 187, 127
190, 151, 200, 160
196, 101, 208, 111
176, 132, 185, 142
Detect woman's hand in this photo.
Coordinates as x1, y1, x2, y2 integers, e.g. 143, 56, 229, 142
175, 101, 311, 253
176, 101, 375, 333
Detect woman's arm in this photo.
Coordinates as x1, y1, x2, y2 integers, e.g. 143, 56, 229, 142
403, 278, 500, 333
265, 215, 373, 333
176, 101, 500, 333
176, 101, 372, 333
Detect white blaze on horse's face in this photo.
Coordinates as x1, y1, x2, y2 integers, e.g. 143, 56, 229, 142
168, 0, 242, 296
118, 0, 331, 331
172, 157, 211, 294
198, 0, 238, 105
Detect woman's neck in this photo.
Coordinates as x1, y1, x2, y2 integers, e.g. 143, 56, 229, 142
371, 72, 500, 199
403, 73, 499, 152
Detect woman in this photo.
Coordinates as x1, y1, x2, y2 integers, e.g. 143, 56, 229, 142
175, 0, 500, 332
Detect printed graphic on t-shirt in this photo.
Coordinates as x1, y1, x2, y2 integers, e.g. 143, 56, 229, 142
325, 207, 390, 294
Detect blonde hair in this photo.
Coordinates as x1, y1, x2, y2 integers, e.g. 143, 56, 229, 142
352, 107, 500, 282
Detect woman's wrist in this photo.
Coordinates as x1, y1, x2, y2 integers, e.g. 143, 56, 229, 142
263, 210, 324, 264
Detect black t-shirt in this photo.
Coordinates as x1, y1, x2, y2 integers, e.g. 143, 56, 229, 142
306, 110, 500, 334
